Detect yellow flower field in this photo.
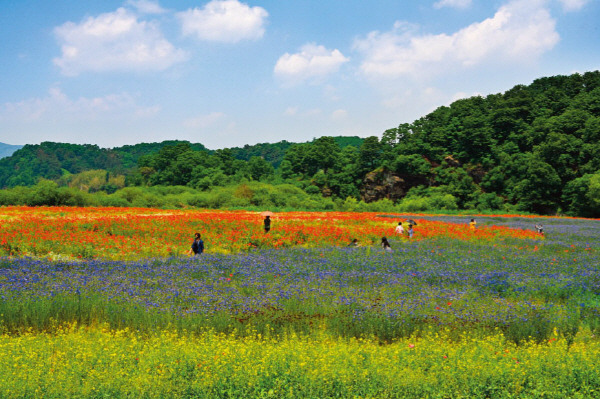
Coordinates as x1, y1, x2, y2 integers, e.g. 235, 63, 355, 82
1, 324, 598, 398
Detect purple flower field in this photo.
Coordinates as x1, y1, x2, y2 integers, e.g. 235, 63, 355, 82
0, 215, 598, 343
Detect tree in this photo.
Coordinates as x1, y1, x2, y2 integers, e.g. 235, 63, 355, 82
562, 173, 600, 217
534, 132, 583, 183
278, 160, 294, 179
358, 136, 382, 175
215, 149, 236, 175
433, 164, 479, 208
282, 143, 318, 177
381, 123, 414, 164
248, 156, 274, 181
588, 173, 600, 209
311, 136, 340, 174
393, 154, 431, 177
170, 151, 207, 186
511, 156, 561, 214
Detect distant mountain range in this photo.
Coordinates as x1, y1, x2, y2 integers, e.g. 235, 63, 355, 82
0, 143, 23, 159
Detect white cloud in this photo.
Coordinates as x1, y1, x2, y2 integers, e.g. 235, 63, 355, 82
182, 112, 227, 128
0, 87, 159, 122
331, 109, 348, 121
354, 0, 559, 80
177, 0, 268, 43
126, 0, 168, 14
305, 108, 323, 117
323, 84, 342, 101
281, 106, 323, 117
284, 107, 298, 116
274, 43, 349, 85
433, 0, 473, 9
53, 7, 188, 75
0, 88, 166, 145
557, 0, 589, 11
381, 86, 446, 109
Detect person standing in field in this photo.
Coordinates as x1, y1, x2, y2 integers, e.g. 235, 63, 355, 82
381, 237, 392, 252
395, 222, 404, 235
264, 215, 271, 233
535, 224, 544, 236
191, 232, 204, 256
407, 223, 414, 239
469, 218, 477, 231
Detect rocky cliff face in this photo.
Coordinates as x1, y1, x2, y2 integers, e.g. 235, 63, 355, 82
361, 169, 406, 203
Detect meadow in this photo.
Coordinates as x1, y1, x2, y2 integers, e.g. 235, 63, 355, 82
1, 207, 599, 398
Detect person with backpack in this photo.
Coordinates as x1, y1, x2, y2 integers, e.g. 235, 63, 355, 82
191, 232, 204, 255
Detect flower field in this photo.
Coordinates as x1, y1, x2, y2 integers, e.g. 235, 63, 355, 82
1, 206, 600, 397
0, 206, 539, 260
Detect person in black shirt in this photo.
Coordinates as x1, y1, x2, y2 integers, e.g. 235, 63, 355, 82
264, 215, 271, 233
381, 237, 392, 252
191, 232, 204, 255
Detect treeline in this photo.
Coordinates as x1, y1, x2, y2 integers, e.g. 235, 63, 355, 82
0, 141, 208, 187
1, 71, 599, 216
0, 180, 405, 213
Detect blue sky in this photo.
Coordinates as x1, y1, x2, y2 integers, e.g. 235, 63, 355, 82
0, 0, 598, 150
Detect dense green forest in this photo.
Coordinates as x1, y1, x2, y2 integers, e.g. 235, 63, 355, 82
1, 71, 599, 217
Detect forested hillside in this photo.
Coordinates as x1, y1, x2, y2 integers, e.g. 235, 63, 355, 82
0, 71, 599, 216
380, 71, 600, 216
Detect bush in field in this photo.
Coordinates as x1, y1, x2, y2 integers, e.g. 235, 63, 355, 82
96, 193, 130, 207
0, 180, 98, 207
396, 187, 459, 212
562, 172, 600, 218
58, 169, 126, 193
355, 198, 396, 212
0, 186, 28, 206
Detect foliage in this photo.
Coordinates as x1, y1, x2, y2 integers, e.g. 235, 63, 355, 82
1, 71, 600, 215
